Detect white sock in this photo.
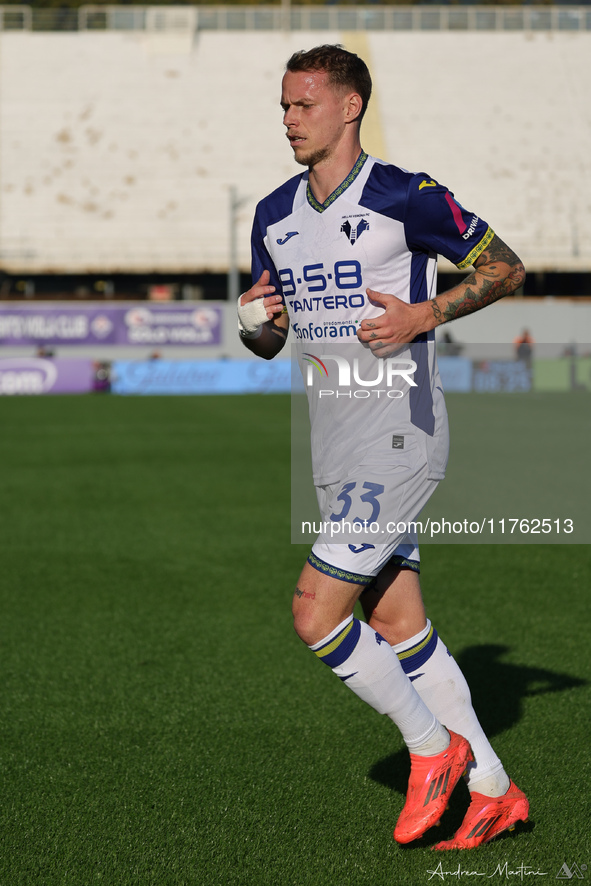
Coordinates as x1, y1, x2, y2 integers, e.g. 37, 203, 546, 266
310, 616, 449, 755
394, 620, 510, 796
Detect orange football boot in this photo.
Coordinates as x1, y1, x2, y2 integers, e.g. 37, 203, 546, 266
394, 730, 473, 844
431, 780, 529, 850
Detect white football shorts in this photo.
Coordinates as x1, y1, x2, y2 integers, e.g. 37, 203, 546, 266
309, 459, 439, 583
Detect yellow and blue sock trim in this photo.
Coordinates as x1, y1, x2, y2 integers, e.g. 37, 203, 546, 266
313, 618, 362, 670
396, 625, 438, 675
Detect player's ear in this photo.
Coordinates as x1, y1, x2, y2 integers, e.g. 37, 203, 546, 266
345, 92, 363, 124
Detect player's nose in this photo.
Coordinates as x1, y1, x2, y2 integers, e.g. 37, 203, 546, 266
283, 105, 297, 127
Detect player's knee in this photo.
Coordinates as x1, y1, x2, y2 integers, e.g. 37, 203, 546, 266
367, 612, 426, 647
367, 615, 396, 646
292, 600, 317, 646
293, 597, 357, 648
292, 591, 333, 646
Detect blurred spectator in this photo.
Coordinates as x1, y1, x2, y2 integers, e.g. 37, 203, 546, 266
438, 329, 463, 357
36, 346, 55, 358
93, 361, 112, 393
514, 328, 534, 367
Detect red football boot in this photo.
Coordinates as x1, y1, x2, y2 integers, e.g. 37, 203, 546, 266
394, 730, 473, 844
432, 780, 529, 850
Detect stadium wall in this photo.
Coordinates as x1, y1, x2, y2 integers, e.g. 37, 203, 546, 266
0, 29, 589, 276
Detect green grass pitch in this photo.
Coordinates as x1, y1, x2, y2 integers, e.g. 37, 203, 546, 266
0, 393, 589, 885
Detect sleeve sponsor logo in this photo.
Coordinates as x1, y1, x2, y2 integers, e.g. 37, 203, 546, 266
462, 215, 479, 240
444, 192, 479, 240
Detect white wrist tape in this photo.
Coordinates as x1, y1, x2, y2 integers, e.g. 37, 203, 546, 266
237, 294, 269, 338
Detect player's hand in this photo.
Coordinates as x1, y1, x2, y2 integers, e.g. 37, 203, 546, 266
240, 270, 284, 319
357, 289, 427, 354
238, 270, 285, 338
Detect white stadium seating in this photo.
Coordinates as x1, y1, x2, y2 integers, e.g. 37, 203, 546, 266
0, 20, 589, 274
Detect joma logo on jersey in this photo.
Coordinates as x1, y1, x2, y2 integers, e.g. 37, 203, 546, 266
303, 352, 417, 399
341, 218, 369, 244
276, 231, 299, 245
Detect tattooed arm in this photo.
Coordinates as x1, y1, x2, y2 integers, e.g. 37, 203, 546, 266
357, 234, 525, 352
430, 235, 525, 326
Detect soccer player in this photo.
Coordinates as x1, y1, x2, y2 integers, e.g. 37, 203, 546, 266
237, 44, 529, 848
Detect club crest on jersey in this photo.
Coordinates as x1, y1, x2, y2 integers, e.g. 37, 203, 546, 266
340, 218, 369, 245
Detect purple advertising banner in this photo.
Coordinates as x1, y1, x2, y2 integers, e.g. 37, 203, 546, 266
120, 305, 222, 346
0, 304, 222, 347
0, 358, 96, 394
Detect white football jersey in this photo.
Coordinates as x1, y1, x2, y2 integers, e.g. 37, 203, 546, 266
251, 152, 493, 486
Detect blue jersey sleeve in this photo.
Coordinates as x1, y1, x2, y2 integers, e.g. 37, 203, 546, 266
250, 203, 283, 298
250, 173, 303, 302
404, 174, 494, 269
